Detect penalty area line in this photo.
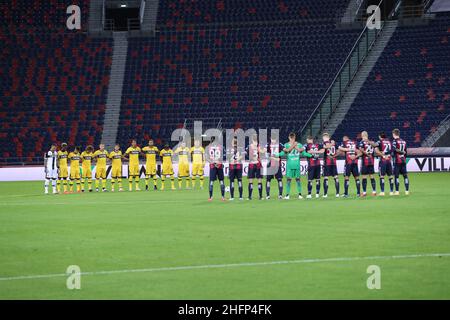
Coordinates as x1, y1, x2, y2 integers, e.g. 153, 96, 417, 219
1, 252, 450, 282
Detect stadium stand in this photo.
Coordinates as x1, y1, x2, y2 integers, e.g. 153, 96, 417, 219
0, 1, 112, 164
333, 13, 450, 146
117, 0, 361, 146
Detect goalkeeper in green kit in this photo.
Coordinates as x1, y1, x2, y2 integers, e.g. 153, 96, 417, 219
273, 132, 312, 199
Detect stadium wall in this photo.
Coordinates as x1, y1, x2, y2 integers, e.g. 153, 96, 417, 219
0, 157, 449, 181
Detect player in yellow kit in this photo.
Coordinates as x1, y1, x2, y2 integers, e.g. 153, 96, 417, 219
159, 144, 175, 190
109, 144, 123, 192
142, 139, 159, 191
125, 139, 141, 191
174, 141, 191, 189
93, 143, 108, 192
81, 145, 95, 192
57, 142, 69, 193
68, 147, 81, 192
190, 139, 205, 189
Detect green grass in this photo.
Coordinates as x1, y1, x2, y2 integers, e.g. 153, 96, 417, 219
0, 173, 449, 299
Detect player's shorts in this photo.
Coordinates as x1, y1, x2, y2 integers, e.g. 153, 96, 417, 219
145, 163, 157, 176
82, 166, 92, 179
361, 164, 375, 175
308, 165, 321, 180
247, 164, 262, 179
323, 164, 338, 177
266, 165, 283, 180
111, 166, 122, 178
58, 166, 68, 179
344, 163, 359, 177
128, 164, 140, 177
229, 167, 243, 181
46, 168, 58, 179
178, 163, 190, 177
210, 166, 224, 181
379, 161, 393, 176
70, 167, 80, 180
394, 163, 407, 176
162, 164, 174, 176
96, 167, 107, 179
192, 163, 204, 176
286, 168, 300, 179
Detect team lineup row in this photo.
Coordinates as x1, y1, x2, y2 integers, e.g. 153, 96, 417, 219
43, 129, 410, 200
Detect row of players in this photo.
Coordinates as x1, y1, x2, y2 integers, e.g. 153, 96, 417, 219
44, 139, 207, 193
44, 129, 410, 200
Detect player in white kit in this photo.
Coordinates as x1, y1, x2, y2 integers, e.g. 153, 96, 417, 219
44, 144, 58, 194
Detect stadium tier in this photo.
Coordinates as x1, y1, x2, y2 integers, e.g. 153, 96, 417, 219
0, 0, 89, 31
117, 24, 361, 146
0, 32, 112, 163
157, 0, 349, 25
333, 13, 450, 146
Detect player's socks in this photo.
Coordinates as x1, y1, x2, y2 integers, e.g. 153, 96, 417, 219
389, 177, 394, 192
307, 180, 312, 195
200, 176, 204, 188
230, 181, 235, 198
356, 179, 361, 195
323, 178, 329, 196
404, 175, 409, 191
316, 180, 320, 195
45, 179, 49, 194
129, 179, 133, 191
102, 179, 106, 189
362, 178, 367, 193
370, 178, 376, 193
152, 175, 158, 188
186, 178, 190, 188
278, 180, 283, 197
56, 180, 60, 193
209, 181, 214, 198
238, 180, 243, 198
170, 177, 175, 189
111, 180, 115, 191
145, 177, 149, 189
63, 180, 68, 192
395, 177, 400, 191
118, 179, 122, 189
51, 179, 57, 193
191, 176, 196, 187
296, 179, 301, 194
76, 180, 81, 192
178, 178, 182, 188
286, 180, 291, 195
161, 176, 165, 190
220, 180, 225, 197
266, 181, 271, 197
95, 180, 99, 189
344, 179, 349, 196
334, 177, 340, 195
69, 180, 74, 192
248, 182, 253, 199
88, 180, 92, 191
135, 178, 140, 190
380, 177, 385, 193
258, 182, 262, 199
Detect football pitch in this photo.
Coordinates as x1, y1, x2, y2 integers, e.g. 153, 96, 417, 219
0, 172, 449, 299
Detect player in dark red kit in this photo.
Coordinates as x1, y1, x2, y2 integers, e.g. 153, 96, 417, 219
263, 137, 284, 199
227, 137, 245, 200
358, 131, 377, 197
339, 135, 362, 198
322, 132, 340, 198
206, 137, 226, 201
374, 132, 394, 196
392, 128, 410, 195
246, 134, 263, 200
305, 136, 324, 199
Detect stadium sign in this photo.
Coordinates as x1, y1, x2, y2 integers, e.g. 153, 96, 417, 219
1, 157, 449, 181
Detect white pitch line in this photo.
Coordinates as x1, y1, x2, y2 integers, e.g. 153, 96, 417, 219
1, 253, 450, 282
